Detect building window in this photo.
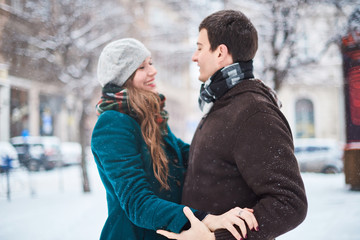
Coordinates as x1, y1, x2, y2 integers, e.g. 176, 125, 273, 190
295, 98, 315, 138
39, 94, 62, 136
10, 88, 29, 137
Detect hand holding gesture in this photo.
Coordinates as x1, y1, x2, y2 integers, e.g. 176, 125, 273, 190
157, 206, 259, 240
203, 207, 259, 239
157, 207, 215, 240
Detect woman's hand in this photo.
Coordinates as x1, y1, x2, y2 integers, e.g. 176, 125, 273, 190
202, 207, 259, 240
157, 207, 215, 240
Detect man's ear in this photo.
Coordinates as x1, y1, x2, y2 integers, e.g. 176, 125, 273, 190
216, 44, 233, 67
217, 44, 228, 57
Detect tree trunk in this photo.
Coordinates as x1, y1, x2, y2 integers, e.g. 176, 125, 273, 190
80, 106, 91, 193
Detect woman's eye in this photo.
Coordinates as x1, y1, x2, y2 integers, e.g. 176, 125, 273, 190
138, 66, 145, 70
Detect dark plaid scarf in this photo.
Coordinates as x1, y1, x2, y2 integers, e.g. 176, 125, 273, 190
198, 61, 281, 110
96, 84, 169, 135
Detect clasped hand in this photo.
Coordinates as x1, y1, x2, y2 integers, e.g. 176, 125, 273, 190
157, 206, 258, 240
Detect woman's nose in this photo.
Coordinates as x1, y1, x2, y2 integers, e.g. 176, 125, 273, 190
149, 65, 157, 76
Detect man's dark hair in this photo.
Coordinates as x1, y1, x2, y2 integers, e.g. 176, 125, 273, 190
199, 10, 258, 62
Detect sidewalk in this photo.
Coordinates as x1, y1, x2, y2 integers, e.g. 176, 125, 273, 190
278, 173, 360, 240
0, 162, 107, 240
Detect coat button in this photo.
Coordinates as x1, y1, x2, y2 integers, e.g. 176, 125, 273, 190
176, 180, 182, 187
173, 158, 179, 164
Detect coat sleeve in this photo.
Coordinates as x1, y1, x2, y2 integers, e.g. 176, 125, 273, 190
216, 110, 307, 240
91, 112, 189, 233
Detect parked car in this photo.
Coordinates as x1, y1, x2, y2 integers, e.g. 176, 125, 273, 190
11, 136, 62, 171
0, 141, 20, 173
40, 136, 63, 166
60, 142, 82, 166
294, 138, 344, 174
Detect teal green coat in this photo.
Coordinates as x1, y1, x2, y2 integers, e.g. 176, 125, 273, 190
91, 110, 190, 240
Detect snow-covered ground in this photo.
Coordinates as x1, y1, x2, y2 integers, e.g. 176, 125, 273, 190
278, 173, 360, 240
0, 162, 107, 240
1, 162, 359, 240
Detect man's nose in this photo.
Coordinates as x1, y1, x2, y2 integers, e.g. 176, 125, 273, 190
191, 52, 198, 62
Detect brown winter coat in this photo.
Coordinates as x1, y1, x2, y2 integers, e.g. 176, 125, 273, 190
182, 79, 307, 240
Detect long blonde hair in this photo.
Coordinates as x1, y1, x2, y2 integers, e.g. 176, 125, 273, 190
124, 79, 170, 190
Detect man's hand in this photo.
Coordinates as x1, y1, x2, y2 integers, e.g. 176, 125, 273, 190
156, 207, 215, 240
202, 207, 259, 240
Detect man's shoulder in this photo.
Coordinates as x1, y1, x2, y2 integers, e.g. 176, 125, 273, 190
230, 80, 279, 108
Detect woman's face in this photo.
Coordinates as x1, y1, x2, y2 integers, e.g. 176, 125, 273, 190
132, 56, 158, 93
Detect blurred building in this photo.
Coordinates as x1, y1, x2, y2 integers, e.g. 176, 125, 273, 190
158, 1, 350, 144
0, 0, 199, 143
276, 4, 347, 142
233, 1, 349, 143
0, 0, 10, 141
0, 1, 77, 142
0, 0, 353, 146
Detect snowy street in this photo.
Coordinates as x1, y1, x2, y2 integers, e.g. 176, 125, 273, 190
278, 173, 360, 240
0, 162, 107, 240
1, 162, 360, 240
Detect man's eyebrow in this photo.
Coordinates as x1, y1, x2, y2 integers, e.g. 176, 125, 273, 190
196, 42, 203, 46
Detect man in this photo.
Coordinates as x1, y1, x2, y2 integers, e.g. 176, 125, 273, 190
181, 10, 307, 240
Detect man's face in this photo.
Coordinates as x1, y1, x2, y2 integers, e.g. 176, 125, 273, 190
192, 29, 219, 82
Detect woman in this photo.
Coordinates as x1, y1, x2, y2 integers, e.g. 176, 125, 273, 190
91, 38, 258, 240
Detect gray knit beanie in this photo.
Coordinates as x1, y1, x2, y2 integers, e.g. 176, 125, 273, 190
97, 38, 151, 87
